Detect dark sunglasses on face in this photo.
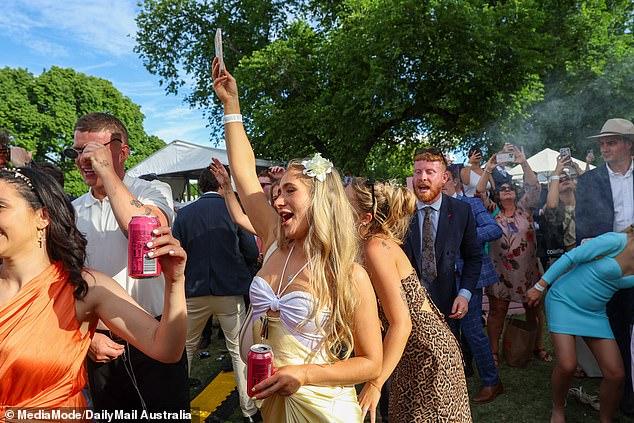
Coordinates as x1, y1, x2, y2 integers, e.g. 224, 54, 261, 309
63, 139, 122, 159
498, 185, 513, 192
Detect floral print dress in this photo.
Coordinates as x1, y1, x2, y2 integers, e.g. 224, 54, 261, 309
486, 183, 541, 303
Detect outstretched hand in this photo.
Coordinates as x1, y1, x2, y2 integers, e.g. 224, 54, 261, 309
209, 158, 232, 190
553, 155, 566, 176
212, 57, 239, 107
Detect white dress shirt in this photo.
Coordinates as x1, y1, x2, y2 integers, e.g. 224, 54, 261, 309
607, 160, 634, 232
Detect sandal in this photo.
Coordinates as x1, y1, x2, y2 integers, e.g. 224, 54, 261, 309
533, 348, 553, 363
568, 386, 600, 411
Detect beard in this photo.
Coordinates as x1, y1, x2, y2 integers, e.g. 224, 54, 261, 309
417, 183, 443, 203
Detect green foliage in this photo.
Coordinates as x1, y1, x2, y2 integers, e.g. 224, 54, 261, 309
135, 0, 633, 174
0, 66, 165, 197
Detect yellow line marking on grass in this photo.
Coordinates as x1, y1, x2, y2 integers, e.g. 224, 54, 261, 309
191, 370, 236, 421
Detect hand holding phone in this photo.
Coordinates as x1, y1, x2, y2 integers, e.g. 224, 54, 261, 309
559, 147, 572, 169
215, 28, 225, 75
586, 148, 595, 163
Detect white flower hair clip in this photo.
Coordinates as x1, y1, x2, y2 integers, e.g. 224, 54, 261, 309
301, 153, 333, 182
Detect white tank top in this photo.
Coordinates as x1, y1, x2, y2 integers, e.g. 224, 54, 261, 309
463, 169, 491, 197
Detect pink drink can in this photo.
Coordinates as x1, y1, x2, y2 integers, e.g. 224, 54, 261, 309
247, 344, 274, 396
128, 216, 161, 278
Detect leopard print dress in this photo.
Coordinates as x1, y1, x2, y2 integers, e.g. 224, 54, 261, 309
379, 271, 472, 422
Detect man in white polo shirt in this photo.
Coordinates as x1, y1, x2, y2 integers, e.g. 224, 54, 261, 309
69, 113, 188, 419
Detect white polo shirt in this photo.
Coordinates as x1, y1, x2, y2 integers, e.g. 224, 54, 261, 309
607, 160, 634, 232
73, 175, 175, 317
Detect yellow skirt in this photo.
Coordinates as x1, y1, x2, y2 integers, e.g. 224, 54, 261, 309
252, 317, 362, 423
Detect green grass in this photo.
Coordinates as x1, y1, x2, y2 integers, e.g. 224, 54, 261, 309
190, 326, 631, 422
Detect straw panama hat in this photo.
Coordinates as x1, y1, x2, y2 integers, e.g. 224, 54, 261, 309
587, 118, 634, 138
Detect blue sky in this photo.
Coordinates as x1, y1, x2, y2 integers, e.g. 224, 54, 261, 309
0, 0, 215, 147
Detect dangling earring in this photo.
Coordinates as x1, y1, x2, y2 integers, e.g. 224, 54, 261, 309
37, 228, 45, 248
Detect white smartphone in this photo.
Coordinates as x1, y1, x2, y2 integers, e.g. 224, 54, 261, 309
215, 28, 225, 75
497, 151, 515, 164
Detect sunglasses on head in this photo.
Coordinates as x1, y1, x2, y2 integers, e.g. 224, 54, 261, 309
415, 147, 443, 156
63, 139, 122, 159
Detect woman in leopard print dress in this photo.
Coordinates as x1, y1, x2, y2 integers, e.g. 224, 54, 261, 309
347, 179, 472, 422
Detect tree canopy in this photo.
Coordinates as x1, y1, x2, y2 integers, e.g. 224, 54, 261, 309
0, 66, 165, 197
135, 0, 633, 175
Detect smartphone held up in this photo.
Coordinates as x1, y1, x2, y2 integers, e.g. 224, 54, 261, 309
215, 28, 225, 75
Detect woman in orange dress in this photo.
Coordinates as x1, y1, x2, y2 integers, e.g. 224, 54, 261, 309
0, 166, 186, 419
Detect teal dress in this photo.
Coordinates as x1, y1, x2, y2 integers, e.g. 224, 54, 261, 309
544, 232, 634, 339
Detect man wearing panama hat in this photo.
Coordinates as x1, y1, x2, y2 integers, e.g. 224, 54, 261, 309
576, 118, 634, 416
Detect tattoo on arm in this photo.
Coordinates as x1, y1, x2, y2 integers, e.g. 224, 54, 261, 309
130, 199, 153, 217
400, 285, 409, 307
381, 241, 391, 250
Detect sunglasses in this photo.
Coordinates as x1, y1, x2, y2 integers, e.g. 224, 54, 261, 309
414, 147, 448, 165
415, 147, 443, 156
498, 185, 514, 192
63, 139, 122, 159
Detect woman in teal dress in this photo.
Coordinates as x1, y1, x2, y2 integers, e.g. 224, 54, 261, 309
527, 230, 634, 423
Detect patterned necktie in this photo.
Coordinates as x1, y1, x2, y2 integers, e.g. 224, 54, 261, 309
420, 207, 437, 285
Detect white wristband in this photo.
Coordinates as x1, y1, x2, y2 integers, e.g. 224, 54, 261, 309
550, 175, 560, 181
533, 282, 546, 293
222, 114, 243, 125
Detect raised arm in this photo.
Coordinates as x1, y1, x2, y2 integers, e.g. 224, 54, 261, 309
79, 144, 172, 236
358, 241, 412, 422
476, 155, 496, 209
515, 147, 541, 212
212, 58, 279, 248
252, 264, 382, 397
210, 158, 256, 235
546, 156, 566, 210
84, 226, 187, 363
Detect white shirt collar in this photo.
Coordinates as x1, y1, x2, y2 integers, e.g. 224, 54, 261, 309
417, 194, 442, 212
606, 160, 634, 178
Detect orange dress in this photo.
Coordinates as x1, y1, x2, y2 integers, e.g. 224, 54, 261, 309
0, 262, 95, 418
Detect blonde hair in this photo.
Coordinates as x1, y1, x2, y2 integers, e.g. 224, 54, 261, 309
276, 160, 360, 361
349, 178, 417, 244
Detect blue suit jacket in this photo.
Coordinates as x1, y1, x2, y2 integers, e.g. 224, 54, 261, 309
403, 194, 482, 316
455, 195, 503, 289
576, 164, 634, 244
172, 192, 259, 297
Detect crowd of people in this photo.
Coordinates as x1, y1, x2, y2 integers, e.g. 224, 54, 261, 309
0, 57, 633, 423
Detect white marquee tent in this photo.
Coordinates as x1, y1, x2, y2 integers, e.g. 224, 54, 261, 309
126, 140, 278, 201
507, 148, 595, 180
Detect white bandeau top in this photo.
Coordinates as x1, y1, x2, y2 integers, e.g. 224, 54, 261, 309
249, 242, 330, 351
